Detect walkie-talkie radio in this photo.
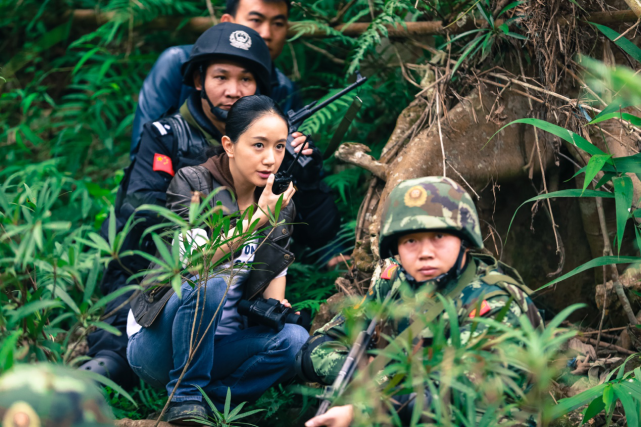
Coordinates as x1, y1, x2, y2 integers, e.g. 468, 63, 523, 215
272, 135, 310, 195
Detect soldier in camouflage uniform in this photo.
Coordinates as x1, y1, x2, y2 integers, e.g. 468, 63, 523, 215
298, 176, 543, 427
0, 363, 114, 427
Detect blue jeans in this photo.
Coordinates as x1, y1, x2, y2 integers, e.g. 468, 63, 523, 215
126, 277, 309, 406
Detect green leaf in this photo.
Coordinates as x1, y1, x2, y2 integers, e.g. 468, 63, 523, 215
589, 98, 636, 123
72, 47, 101, 75
79, 369, 137, 406
108, 206, 116, 247
8, 300, 63, 325
603, 384, 615, 412
507, 189, 614, 238
613, 176, 633, 253
595, 172, 616, 189
552, 383, 608, 418
488, 118, 605, 156
22, 93, 38, 115
582, 397, 605, 424
88, 321, 122, 336
583, 154, 612, 193
591, 22, 641, 64
47, 284, 80, 314
0, 331, 22, 371
450, 36, 484, 80
224, 387, 232, 417
539, 256, 641, 291
612, 153, 641, 174
83, 256, 100, 304
88, 285, 140, 314
505, 31, 528, 40
614, 386, 640, 427
498, 1, 525, 17
589, 112, 641, 126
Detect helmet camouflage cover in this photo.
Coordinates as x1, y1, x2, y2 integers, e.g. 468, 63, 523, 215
379, 176, 483, 256
0, 363, 114, 427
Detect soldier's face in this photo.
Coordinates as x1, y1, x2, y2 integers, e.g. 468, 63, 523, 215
397, 232, 465, 281
221, 0, 289, 59
223, 113, 288, 188
194, 60, 258, 129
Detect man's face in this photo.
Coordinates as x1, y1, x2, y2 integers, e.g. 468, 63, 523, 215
397, 231, 464, 282
193, 59, 257, 130
221, 0, 288, 60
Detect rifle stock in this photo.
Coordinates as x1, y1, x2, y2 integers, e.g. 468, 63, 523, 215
314, 289, 391, 417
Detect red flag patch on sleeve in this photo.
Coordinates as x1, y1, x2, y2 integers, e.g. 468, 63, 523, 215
381, 265, 398, 280
469, 300, 491, 318
153, 153, 174, 176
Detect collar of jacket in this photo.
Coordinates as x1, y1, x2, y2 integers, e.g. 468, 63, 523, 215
201, 153, 264, 204
181, 92, 223, 145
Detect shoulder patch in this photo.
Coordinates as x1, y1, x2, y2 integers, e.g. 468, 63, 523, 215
381, 265, 398, 280
469, 300, 491, 318
153, 153, 175, 176
151, 121, 172, 136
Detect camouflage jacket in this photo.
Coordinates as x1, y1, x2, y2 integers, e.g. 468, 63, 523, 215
306, 254, 542, 385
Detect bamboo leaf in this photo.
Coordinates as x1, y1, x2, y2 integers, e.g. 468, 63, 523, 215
614, 386, 640, 427
79, 369, 137, 406
539, 256, 640, 291
591, 22, 641, 64
507, 189, 614, 238
583, 154, 612, 193
488, 118, 605, 156
497, 1, 525, 17
589, 98, 636, 123
613, 176, 633, 253
8, 300, 63, 325
88, 285, 141, 314
582, 397, 605, 424
551, 383, 607, 418
450, 36, 484, 80
589, 112, 641, 126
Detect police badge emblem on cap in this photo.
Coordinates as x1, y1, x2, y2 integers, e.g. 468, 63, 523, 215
229, 30, 252, 50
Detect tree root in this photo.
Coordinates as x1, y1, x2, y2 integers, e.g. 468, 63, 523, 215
335, 143, 387, 180
115, 420, 172, 427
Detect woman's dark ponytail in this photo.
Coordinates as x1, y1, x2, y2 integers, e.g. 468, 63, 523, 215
225, 95, 289, 143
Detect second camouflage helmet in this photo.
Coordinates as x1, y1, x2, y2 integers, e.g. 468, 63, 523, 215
379, 176, 483, 256
181, 23, 272, 96
0, 363, 114, 427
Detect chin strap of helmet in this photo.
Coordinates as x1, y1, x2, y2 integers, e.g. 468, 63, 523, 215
395, 240, 469, 289
199, 65, 229, 121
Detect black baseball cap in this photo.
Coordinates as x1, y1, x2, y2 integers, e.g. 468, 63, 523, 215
181, 23, 272, 96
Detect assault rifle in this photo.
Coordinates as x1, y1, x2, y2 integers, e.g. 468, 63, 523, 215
285, 71, 367, 168
314, 290, 391, 416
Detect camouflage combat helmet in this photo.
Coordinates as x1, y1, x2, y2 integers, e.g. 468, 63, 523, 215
0, 363, 114, 427
379, 176, 483, 256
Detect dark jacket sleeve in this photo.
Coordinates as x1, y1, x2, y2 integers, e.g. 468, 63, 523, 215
124, 122, 176, 209
130, 45, 195, 158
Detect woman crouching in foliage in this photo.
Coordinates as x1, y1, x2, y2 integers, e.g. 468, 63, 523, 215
126, 95, 309, 425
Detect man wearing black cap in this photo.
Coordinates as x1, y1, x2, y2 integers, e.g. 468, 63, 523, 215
130, 0, 297, 157
131, 0, 342, 258
80, 22, 287, 387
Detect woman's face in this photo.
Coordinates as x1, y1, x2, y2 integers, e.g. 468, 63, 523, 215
224, 113, 288, 187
